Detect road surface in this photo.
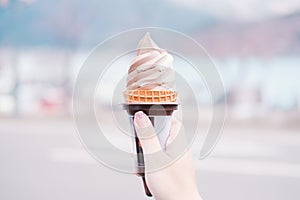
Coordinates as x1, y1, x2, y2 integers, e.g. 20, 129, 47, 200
0, 118, 300, 200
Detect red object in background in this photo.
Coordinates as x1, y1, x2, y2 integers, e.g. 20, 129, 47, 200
40, 89, 66, 112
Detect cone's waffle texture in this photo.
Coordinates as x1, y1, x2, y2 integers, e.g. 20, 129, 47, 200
124, 90, 177, 103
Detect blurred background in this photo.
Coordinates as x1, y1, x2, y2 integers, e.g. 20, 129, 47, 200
0, 0, 300, 199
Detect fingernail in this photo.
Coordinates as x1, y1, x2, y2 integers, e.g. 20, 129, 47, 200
135, 111, 150, 128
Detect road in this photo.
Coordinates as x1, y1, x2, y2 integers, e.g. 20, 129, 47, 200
0, 118, 300, 200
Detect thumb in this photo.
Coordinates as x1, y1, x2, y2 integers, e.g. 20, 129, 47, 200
134, 111, 162, 154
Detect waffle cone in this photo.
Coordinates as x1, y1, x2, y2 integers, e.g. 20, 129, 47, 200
124, 90, 177, 103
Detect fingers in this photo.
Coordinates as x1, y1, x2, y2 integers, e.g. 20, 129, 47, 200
134, 111, 162, 154
134, 111, 188, 172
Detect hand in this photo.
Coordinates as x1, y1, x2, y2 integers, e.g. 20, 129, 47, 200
134, 111, 202, 200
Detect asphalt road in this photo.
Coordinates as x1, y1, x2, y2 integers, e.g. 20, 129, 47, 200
1, 118, 300, 200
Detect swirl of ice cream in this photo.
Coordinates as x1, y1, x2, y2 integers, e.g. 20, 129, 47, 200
126, 33, 175, 90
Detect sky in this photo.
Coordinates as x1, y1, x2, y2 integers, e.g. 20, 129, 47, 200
168, 0, 300, 21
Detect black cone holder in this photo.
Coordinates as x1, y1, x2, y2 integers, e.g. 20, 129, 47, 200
123, 103, 178, 197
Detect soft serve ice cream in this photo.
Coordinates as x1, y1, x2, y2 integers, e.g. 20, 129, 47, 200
126, 32, 175, 91
124, 33, 177, 103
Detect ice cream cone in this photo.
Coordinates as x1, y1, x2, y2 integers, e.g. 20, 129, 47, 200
122, 32, 178, 197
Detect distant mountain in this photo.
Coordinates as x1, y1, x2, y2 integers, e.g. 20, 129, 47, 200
1, 0, 299, 57
194, 11, 300, 58
0, 0, 217, 47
